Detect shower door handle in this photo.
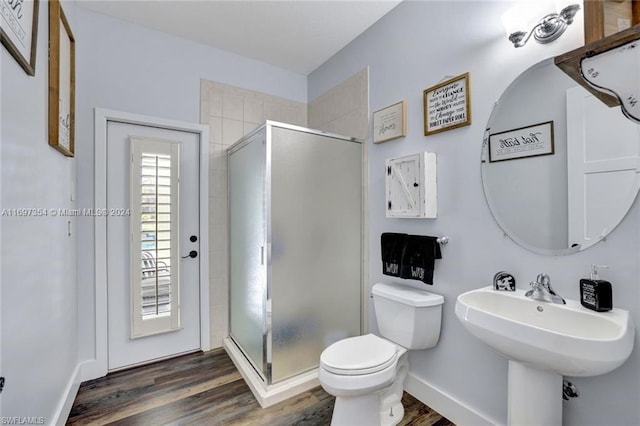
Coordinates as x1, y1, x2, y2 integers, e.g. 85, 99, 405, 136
260, 246, 264, 265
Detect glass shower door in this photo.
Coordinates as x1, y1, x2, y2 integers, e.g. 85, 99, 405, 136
269, 126, 362, 383
228, 130, 267, 378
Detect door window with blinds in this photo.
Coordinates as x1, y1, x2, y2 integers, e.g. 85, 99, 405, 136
130, 137, 181, 338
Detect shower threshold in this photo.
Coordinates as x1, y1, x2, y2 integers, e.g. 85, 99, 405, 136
223, 337, 320, 408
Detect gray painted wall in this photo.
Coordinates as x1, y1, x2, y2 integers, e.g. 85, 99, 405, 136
309, 1, 640, 425
1, 0, 78, 420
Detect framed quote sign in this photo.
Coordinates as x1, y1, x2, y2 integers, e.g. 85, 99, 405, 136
423, 72, 471, 136
489, 121, 555, 162
373, 100, 406, 143
0, 0, 39, 75
48, 0, 75, 157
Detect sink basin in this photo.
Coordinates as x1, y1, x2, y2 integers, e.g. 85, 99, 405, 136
455, 286, 635, 377
455, 286, 635, 425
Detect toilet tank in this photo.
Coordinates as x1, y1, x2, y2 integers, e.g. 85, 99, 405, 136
372, 282, 444, 350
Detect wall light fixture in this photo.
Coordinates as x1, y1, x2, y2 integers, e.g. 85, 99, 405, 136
504, 3, 581, 48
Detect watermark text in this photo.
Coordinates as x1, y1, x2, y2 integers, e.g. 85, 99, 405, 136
1, 417, 46, 425
1, 208, 131, 217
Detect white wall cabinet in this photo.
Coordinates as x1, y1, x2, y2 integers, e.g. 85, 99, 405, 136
385, 152, 437, 218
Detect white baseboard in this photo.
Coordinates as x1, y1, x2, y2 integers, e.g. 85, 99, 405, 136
79, 358, 108, 382
404, 372, 502, 426
53, 363, 83, 426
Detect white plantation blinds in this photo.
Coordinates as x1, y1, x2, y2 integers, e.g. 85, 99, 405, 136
130, 137, 181, 338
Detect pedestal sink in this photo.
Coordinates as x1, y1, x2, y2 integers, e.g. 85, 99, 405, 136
455, 286, 635, 426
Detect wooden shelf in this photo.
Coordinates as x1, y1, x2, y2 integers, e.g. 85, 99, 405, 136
584, 0, 640, 44
554, 24, 640, 107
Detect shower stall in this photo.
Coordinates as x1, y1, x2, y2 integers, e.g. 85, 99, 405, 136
225, 121, 362, 407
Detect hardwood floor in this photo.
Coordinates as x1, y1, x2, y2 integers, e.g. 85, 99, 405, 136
67, 349, 455, 425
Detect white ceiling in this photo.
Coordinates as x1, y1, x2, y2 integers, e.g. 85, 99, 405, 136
77, 0, 403, 75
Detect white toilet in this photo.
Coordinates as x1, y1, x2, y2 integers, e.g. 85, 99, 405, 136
319, 282, 444, 426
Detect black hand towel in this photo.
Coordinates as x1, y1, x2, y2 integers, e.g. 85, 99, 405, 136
380, 233, 408, 277
400, 235, 442, 285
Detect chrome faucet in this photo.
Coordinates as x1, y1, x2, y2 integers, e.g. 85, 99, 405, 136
525, 273, 566, 304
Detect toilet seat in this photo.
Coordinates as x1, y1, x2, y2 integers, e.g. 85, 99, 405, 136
321, 334, 398, 376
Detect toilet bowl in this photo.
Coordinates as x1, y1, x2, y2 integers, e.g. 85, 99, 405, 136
320, 333, 408, 426
319, 282, 444, 426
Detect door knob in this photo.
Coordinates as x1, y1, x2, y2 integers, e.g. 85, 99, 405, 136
182, 250, 198, 259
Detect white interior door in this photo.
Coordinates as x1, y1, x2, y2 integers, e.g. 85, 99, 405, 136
107, 121, 201, 370
567, 87, 640, 250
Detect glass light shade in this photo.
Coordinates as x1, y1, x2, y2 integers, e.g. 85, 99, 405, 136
501, 7, 528, 37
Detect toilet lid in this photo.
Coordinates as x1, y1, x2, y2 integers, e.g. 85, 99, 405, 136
320, 334, 398, 376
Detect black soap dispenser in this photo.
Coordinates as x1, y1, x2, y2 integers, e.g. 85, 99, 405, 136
580, 264, 612, 312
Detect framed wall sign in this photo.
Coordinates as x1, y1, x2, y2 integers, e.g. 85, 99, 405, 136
0, 0, 39, 75
48, 0, 75, 157
489, 121, 555, 162
423, 72, 471, 136
373, 101, 407, 143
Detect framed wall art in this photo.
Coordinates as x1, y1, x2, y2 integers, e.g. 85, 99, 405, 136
373, 100, 407, 143
1, 0, 39, 75
423, 72, 471, 136
48, 0, 75, 157
488, 121, 555, 162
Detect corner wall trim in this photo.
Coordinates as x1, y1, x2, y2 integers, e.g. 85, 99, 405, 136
404, 372, 502, 426
53, 363, 82, 425
79, 358, 106, 382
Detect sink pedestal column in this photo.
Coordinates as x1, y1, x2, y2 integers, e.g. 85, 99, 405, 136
508, 361, 562, 426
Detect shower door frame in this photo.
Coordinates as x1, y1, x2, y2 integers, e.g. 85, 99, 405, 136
227, 120, 364, 386
227, 126, 269, 382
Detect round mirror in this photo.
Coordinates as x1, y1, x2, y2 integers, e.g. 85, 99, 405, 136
482, 57, 640, 255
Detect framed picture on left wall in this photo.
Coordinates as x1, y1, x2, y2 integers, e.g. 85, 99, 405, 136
48, 0, 75, 157
0, 0, 39, 76
373, 101, 407, 143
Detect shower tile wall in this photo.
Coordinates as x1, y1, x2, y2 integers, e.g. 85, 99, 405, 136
308, 68, 369, 140
200, 79, 307, 347
200, 68, 369, 348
